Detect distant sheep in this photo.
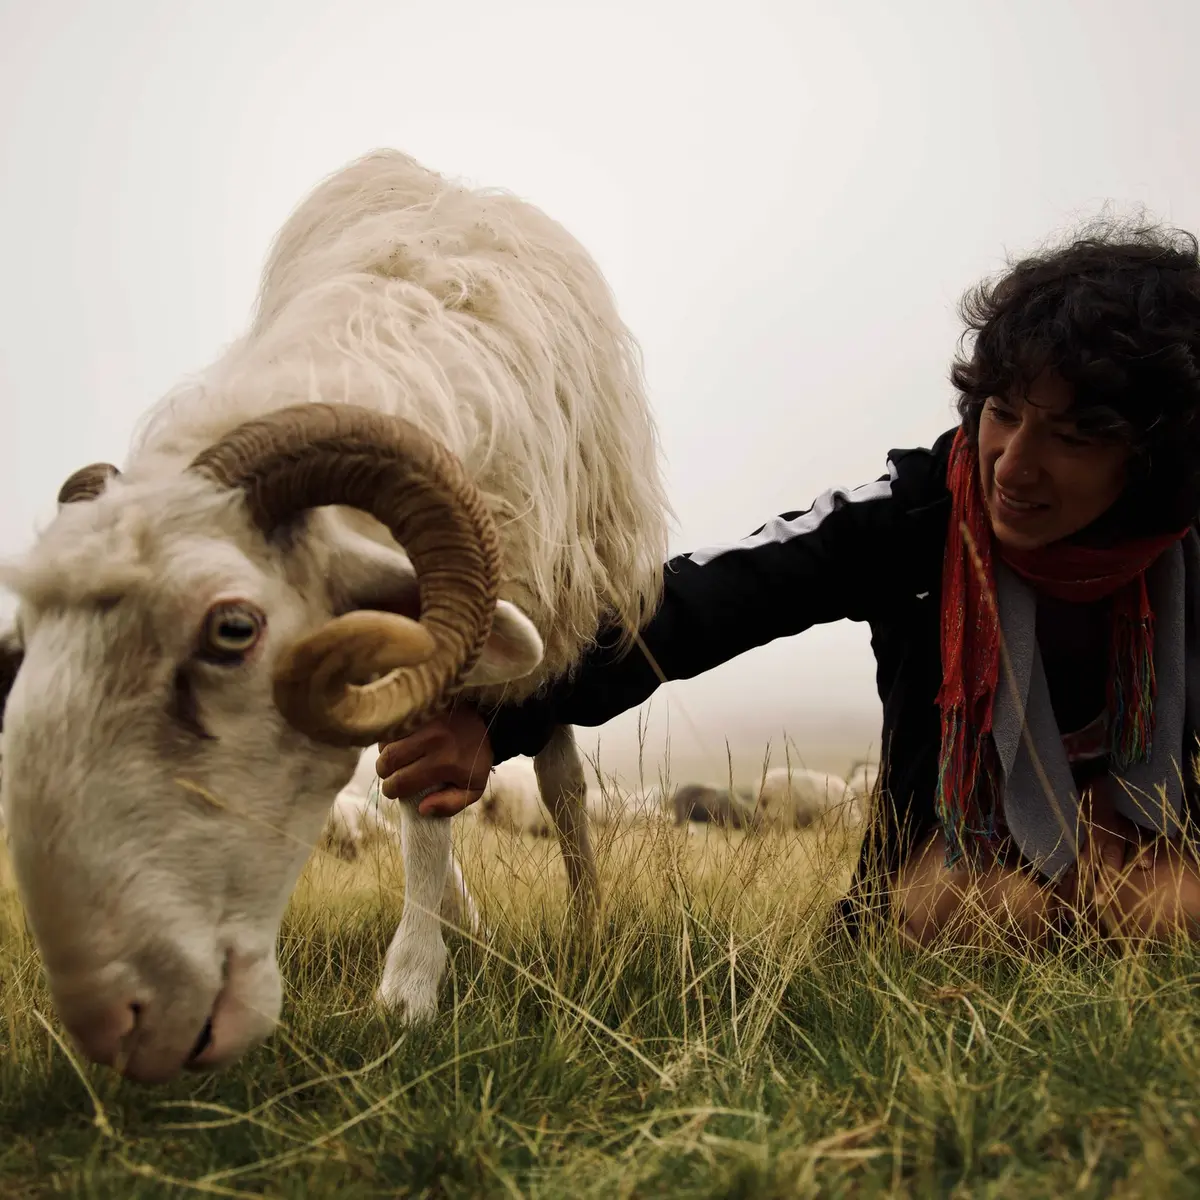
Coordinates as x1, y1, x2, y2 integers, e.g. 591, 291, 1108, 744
479, 757, 552, 837
845, 760, 880, 799
320, 747, 400, 861
624, 784, 669, 823
753, 766, 864, 830
670, 782, 759, 829
585, 780, 668, 826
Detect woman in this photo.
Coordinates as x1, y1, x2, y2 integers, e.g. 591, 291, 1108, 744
375, 218, 1200, 944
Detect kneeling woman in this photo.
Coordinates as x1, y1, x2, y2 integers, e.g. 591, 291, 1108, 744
376, 220, 1200, 944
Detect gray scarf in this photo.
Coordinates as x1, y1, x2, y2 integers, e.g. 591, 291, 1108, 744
993, 529, 1200, 881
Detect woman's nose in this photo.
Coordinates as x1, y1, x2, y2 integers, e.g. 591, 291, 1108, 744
995, 451, 1038, 487
994, 427, 1042, 488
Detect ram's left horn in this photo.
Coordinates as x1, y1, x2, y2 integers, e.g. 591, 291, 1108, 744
57, 463, 121, 506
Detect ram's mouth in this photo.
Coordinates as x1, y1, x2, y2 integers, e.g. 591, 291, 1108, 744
186, 1017, 214, 1064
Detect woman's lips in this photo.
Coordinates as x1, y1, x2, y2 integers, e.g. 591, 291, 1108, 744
994, 487, 1050, 522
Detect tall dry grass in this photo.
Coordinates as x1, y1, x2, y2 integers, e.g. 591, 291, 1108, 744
1, 783, 1199, 1198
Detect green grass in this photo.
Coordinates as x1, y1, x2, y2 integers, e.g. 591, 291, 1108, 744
2, 808, 1199, 1198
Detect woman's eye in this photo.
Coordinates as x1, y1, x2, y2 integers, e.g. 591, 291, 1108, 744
199, 603, 265, 663
1054, 428, 1094, 448
985, 400, 1018, 423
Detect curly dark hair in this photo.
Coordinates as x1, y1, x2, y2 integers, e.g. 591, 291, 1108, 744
949, 214, 1200, 537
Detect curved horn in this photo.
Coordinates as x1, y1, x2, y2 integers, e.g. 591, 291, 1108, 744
4, 462, 121, 730
187, 403, 501, 746
57, 462, 121, 506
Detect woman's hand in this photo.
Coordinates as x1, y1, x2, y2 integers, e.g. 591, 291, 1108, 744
1077, 777, 1139, 917
375, 706, 495, 818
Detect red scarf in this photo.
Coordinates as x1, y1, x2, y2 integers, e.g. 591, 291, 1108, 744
935, 427, 1188, 862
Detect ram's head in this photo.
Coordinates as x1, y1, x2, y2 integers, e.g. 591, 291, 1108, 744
0, 403, 542, 1083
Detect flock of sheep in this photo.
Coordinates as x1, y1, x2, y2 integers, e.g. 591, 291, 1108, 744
0, 742, 876, 854
323, 748, 879, 860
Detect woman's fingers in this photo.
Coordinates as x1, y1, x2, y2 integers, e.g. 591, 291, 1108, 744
1098, 828, 1126, 875
417, 788, 484, 819
379, 758, 467, 800
375, 726, 437, 779
373, 707, 494, 804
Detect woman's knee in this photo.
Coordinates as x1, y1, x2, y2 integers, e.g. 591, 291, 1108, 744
1097, 839, 1200, 939
894, 832, 1060, 945
893, 833, 964, 944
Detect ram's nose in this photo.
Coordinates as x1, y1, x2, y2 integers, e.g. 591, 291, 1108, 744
62, 995, 142, 1067
46, 949, 227, 1084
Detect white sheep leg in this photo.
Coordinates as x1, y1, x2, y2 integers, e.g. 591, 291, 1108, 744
534, 724, 599, 926
376, 796, 452, 1020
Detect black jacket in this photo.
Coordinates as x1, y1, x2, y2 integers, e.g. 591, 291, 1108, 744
479, 426, 965, 920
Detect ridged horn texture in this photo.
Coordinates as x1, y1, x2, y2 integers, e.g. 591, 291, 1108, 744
9, 461, 123, 726
186, 403, 502, 746
57, 463, 121, 505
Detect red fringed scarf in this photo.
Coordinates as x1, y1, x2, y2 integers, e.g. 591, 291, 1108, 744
935, 427, 1189, 863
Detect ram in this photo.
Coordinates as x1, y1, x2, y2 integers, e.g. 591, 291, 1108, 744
0, 149, 670, 1085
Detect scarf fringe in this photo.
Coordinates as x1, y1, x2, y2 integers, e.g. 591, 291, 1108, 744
1109, 589, 1156, 770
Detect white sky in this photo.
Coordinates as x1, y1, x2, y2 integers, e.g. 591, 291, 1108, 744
3, 0, 1199, 780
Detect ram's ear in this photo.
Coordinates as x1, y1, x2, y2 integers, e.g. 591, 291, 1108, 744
326, 528, 544, 687
458, 600, 544, 687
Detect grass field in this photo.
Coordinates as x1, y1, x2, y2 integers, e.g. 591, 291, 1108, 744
2, 799, 1200, 1198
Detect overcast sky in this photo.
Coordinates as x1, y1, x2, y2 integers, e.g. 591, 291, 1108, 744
3, 0, 1199, 780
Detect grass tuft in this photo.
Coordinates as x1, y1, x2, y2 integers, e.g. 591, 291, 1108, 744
2, 796, 1199, 1197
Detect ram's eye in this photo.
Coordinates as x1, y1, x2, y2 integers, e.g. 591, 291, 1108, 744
199, 603, 265, 663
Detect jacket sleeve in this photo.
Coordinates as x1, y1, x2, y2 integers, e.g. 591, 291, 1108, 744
480, 465, 903, 764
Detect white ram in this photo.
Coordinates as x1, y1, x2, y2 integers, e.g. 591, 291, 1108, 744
0, 148, 669, 1084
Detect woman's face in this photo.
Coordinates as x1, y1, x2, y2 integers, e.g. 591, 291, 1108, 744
977, 372, 1131, 550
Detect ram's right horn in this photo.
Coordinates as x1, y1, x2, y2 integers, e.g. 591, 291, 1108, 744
188, 403, 502, 747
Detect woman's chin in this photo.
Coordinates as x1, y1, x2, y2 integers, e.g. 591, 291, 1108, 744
987, 508, 1061, 551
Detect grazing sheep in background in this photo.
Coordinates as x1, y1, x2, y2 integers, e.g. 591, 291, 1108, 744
321, 746, 397, 860
0, 147, 671, 1084
478, 756, 552, 837
582, 770, 668, 827
583, 782, 626, 826
753, 766, 864, 829
622, 783, 669, 823
845, 759, 880, 799
670, 782, 759, 829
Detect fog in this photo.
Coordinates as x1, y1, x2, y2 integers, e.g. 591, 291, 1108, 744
3, 0, 1198, 779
